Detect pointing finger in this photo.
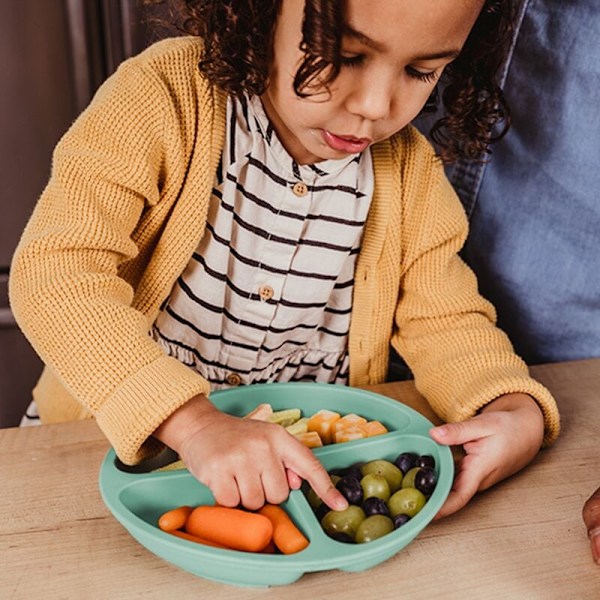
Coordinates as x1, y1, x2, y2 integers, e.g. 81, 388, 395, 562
284, 447, 347, 511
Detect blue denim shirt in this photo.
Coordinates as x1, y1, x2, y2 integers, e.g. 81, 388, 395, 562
411, 0, 600, 368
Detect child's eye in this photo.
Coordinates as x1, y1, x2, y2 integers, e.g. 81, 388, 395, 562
340, 54, 366, 68
406, 66, 439, 84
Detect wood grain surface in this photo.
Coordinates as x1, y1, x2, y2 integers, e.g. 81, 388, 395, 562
1, 359, 599, 599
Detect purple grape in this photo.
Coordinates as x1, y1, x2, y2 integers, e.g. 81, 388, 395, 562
414, 467, 437, 496
339, 466, 363, 481
416, 454, 435, 469
335, 475, 364, 505
315, 503, 331, 521
362, 497, 390, 517
393, 513, 411, 529
327, 531, 354, 543
394, 452, 418, 475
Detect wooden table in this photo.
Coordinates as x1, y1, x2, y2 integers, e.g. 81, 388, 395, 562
1, 359, 599, 599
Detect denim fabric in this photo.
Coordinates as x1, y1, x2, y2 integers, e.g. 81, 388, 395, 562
410, 0, 600, 368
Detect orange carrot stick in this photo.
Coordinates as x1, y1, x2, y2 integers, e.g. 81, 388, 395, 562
169, 529, 230, 549
158, 505, 194, 532
257, 504, 309, 555
185, 506, 273, 552
260, 539, 278, 554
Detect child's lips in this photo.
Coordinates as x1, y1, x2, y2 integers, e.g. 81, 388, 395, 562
321, 130, 371, 153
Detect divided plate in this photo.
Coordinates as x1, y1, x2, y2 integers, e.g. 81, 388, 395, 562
99, 383, 453, 587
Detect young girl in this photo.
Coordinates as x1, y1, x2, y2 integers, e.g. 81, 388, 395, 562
10, 0, 559, 517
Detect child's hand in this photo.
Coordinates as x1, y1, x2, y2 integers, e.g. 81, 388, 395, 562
154, 394, 348, 512
429, 393, 544, 519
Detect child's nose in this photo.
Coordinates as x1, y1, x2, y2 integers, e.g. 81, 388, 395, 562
346, 72, 396, 122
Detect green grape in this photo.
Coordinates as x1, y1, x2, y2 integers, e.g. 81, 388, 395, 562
355, 515, 395, 543
320, 505, 366, 539
360, 460, 403, 493
360, 473, 391, 502
306, 486, 322, 510
388, 488, 427, 518
401, 466, 421, 489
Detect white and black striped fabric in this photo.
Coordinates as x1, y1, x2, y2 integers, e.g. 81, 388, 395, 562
152, 94, 374, 390
20, 402, 41, 427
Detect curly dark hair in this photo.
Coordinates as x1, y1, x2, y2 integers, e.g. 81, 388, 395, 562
143, 0, 515, 163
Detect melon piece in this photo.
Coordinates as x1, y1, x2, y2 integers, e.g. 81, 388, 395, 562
334, 426, 366, 443
294, 431, 324, 448
244, 403, 273, 421
268, 408, 302, 427
307, 409, 341, 445
285, 417, 309, 436
359, 420, 388, 437
331, 413, 368, 435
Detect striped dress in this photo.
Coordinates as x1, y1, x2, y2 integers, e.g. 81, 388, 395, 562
151, 94, 374, 390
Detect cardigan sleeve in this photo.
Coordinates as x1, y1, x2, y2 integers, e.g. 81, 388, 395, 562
390, 133, 560, 446
9, 47, 212, 463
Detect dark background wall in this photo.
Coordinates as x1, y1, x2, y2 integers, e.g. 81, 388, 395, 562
0, 0, 172, 427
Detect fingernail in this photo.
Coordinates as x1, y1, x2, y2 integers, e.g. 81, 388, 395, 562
432, 426, 447, 437
334, 497, 349, 511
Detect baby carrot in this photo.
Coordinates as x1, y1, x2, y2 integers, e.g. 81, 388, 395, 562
257, 504, 309, 555
169, 529, 229, 549
260, 539, 278, 554
158, 505, 194, 532
185, 506, 273, 552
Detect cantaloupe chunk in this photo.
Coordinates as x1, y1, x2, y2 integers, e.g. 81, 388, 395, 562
334, 426, 366, 444
331, 413, 368, 435
359, 420, 388, 437
294, 431, 323, 448
307, 409, 341, 445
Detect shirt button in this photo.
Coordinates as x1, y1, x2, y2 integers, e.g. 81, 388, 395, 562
292, 181, 308, 197
226, 373, 242, 386
258, 285, 274, 301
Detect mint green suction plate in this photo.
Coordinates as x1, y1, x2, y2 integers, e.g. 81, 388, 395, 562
99, 383, 453, 587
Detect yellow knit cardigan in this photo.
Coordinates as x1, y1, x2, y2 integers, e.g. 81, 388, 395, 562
9, 38, 560, 463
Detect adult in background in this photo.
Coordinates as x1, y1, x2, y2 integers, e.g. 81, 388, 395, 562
417, 0, 600, 365
416, 0, 600, 562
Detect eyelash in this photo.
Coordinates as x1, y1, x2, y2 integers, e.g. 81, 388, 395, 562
340, 55, 439, 84
405, 66, 439, 84
340, 54, 365, 68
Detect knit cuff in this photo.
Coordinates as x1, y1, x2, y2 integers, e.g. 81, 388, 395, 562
429, 369, 560, 447
95, 355, 211, 464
